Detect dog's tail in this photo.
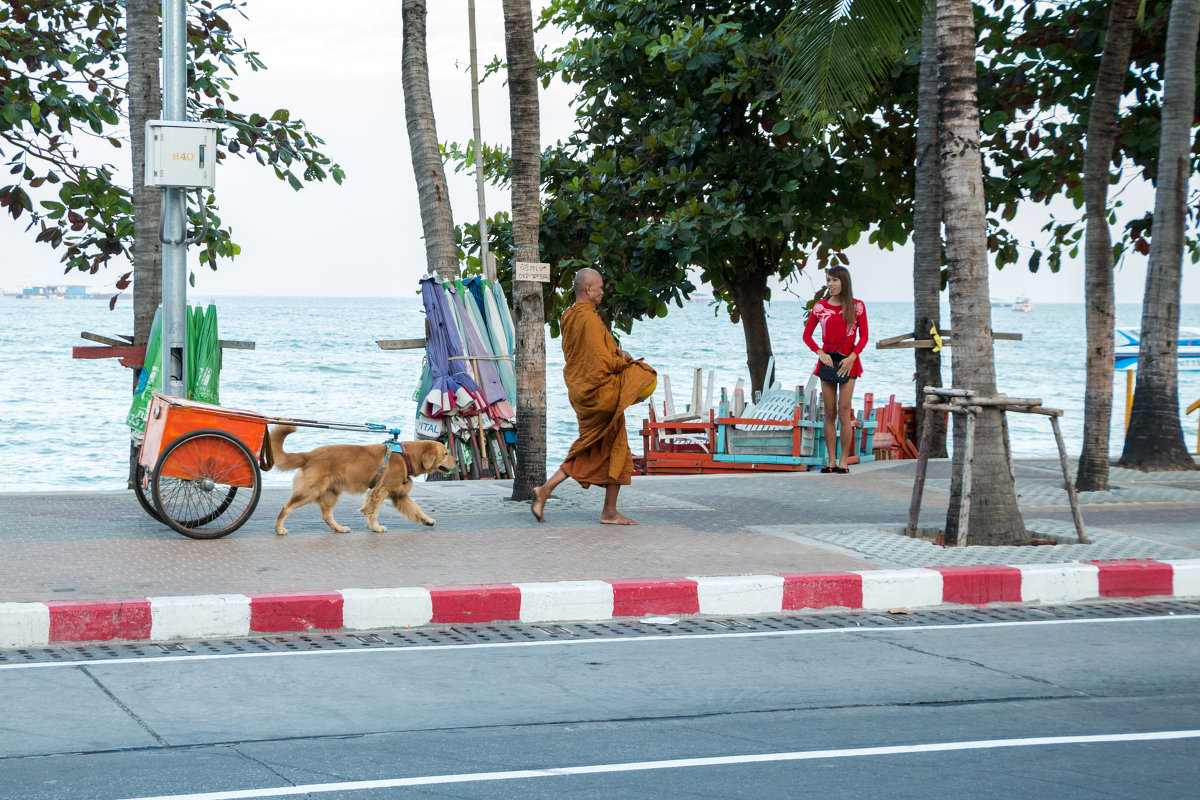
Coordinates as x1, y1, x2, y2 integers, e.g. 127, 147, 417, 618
268, 425, 308, 472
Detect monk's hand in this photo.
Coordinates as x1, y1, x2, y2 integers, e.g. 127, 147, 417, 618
620, 349, 634, 362
838, 352, 856, 377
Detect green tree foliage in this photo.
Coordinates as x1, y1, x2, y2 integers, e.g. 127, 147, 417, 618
977, 0, 1198, 274
0, 0, 343, 284
452, 0, 916, 392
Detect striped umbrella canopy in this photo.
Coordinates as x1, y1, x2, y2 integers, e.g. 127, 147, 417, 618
449, 280, 513, 423
461, 277, 516, 401
419, 276, 487, 418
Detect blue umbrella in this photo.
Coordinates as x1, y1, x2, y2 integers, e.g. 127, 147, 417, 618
419, 276, 486, 418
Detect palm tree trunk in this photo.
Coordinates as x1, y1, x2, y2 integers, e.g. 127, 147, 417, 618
912, 0, 946, 459
1119, 0, 1200, 472
1077, 0, 1139, 492
503, 0, 547, 500
937, 0, 1026, 545
127, 0, 162, 487
402, 0, 459, 281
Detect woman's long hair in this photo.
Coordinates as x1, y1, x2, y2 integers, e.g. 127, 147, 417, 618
827, 265, 856, 329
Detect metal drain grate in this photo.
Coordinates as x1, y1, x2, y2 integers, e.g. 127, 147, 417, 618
2, 599, 1198, 665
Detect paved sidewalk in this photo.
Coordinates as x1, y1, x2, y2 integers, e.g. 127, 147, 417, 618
2, 458, 1198, 647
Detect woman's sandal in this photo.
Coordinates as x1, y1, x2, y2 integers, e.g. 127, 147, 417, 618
820, 466, 835, 473
833, 467, 850, 474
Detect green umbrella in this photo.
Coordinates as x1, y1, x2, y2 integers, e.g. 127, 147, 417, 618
126, 308, 162, 431
191, 304, 221, 404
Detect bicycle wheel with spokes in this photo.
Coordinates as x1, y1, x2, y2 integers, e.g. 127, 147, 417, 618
133, 463, 164, 522
152, 429, 261, 539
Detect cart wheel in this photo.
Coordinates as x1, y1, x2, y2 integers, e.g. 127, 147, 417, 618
133, 463, 163, 522
152, 430, 261, 539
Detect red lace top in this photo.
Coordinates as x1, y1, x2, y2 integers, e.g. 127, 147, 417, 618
802, 298, 869, 378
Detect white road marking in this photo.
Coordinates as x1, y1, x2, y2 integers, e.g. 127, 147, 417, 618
2, 613, 1198, 672
111, 729, 1200, 800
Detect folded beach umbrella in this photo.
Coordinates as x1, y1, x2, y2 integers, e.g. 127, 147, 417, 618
491, 281, 515, 353
469, 277, 517, 407
126, 307, 162, 432
463, 275, 487, 320
449, 280, 513, 422
191, 304, 221, 405
419, 276, 487, 418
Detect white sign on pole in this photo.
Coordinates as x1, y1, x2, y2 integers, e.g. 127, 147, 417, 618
514, 262, 551, 283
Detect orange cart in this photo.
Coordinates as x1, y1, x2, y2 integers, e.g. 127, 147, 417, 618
135, 393, 415, 539
136, 393, 272, 539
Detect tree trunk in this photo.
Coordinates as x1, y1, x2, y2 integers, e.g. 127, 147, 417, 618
503, 0, 547, 500
937, 0, 1027, 545
1119, 0, 1200, 472
402, 0, 459, 281
127, 0, 162, 488
1077, 0, 1138, 492
729, 267, 773, 399
912, 0, 946, 459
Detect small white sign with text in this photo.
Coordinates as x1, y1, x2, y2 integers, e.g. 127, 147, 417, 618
514, 261, 551, 283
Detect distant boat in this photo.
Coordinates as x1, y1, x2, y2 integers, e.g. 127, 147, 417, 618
13, 286, 104, 302
1114, 327, 1200, 371
1012, 296, 1034, 313
16, 284, 93, 299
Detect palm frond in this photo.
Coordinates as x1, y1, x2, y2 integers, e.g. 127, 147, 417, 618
777, 0, 925, 139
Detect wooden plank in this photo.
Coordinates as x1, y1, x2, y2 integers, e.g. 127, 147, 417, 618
376, 338, 427, 350
219, 339, 255, 350
877, 332, 1023, 350
80, 332, 130, 347
875, 331, 916, 347
72, 345, 144, 360
1051, 414, 1090, 544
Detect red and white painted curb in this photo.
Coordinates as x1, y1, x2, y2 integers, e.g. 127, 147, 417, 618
2, 559, 1199, 648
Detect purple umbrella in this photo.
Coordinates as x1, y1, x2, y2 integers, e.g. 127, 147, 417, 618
420, 277, 486, 418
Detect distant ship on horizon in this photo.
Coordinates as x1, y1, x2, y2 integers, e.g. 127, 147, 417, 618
10, 284, 106, 300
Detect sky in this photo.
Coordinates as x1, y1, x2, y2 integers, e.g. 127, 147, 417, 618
0, 0, 1195, 305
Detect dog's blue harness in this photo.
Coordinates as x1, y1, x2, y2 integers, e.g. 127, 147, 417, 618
367, 427, 414, 491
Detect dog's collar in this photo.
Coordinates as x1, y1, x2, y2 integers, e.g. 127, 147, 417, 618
368, 440, 416, 490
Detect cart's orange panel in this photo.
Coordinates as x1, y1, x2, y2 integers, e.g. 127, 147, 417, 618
139, 393, 268, 482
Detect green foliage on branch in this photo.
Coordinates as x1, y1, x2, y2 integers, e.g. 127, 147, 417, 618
0, 0, 344, 279
454, 0, 915, 335
977, 0, 1199, 272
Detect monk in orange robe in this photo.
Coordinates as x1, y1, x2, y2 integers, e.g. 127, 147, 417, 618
531, 268, 657, 525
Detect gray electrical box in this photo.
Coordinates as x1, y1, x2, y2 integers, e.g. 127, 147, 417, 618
145, 120, 219, 188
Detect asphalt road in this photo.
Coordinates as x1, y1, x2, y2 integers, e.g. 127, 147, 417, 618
2, 605, 1198, 799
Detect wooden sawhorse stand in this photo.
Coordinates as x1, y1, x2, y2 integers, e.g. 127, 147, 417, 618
907, 386, 1088, 546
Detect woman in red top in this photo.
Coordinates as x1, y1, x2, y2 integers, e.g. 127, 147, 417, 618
802, 266, 868, 473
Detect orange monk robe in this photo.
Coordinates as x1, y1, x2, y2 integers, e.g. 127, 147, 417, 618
559, 301, 657, 487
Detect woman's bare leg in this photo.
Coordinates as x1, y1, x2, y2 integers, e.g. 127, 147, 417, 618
838, 379, 857, 469
821, 380, 839, 468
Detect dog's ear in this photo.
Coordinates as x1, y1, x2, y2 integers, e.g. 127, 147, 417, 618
419, 443, 439, 474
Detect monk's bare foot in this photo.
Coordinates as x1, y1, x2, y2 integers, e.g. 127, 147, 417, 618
599, 511, 637, 525
530, 484, 548, 523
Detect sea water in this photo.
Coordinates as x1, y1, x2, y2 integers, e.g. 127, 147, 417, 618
2, 294, 1198, 492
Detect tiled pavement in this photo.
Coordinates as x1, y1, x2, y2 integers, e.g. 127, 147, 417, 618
1, 458, 1197, 604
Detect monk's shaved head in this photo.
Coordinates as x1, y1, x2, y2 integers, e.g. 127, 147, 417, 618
573, 268, 601, 298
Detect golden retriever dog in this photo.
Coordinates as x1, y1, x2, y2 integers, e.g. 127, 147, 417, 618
268, 425, 455, 535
